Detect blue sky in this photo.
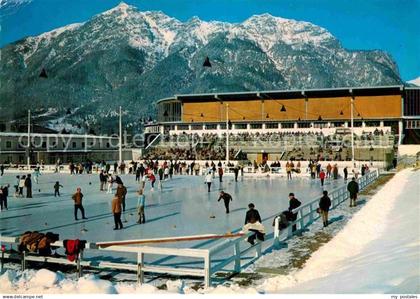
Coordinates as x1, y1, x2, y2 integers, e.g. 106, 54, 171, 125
1, 0, 418, 80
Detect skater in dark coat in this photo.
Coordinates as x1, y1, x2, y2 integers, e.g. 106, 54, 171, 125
25, 174, 32, 198
319, 190, 331, 227
343, 167, 348, 180
72, 187, 87, 220
245, 203, 262, 224
54, 181, 63, 197
287, 193, 301, 231
347, 178, 359, 207
218, 191, 232, 213
233, 165, 240, 182
0, 184, 9, 210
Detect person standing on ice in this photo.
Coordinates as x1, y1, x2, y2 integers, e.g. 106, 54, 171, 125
343, 166, 348, 180
148, 173, 156, 190
99, 170, 106, 191
218, 166, 223, 183
287, 193, 301, 232
115, 181, 127, 212
205, 170, 213, 192
233, 164, 240, 182
106, 175, 114, 194
319, 169, 326, 187
347, 177, 359, 207
54, 181, 63, 197
0, 184, 9, 210
18, 175, 25, 197
243, 203, 264, 245
218, 191, 233, 213
319, 190, 331, 227
72, 187, 87, 220
136, 189, 146, 224
111, 195, 123, 230
33, 167, 41, 184
24, 174, 32, 198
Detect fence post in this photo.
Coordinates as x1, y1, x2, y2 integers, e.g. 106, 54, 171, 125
255, 242, 262, 258
299, 209, 305, 230
137, 252, 144, 285
77, 251, 82, 278
204, 251, 211, 288
234, 242, 241, 273
309, 204, 314, 224
21, 252, 26, 271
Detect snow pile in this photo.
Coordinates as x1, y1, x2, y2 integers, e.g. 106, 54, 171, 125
257, 168, 420, 293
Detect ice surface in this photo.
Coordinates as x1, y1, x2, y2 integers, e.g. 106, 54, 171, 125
0, 171, 341, 265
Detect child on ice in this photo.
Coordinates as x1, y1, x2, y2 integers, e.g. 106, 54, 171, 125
54, 181, 63, 197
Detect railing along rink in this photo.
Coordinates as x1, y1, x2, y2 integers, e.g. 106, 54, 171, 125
273, 169, 379, 245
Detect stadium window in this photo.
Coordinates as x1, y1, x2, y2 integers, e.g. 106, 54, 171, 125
178, 125, 189, 131
332, 122, 344, 128
282, 123, 294, 129
266, 123, 278, 129
82, 142, 85, 148
220, 124, 227, 129
366, 121, 380, 127
191, 124, 203, 130
205, 124, 217, 130
42, 142, 47, 148
250, 123, 262, 129
6, 141, 12, 148
298, 122, 311, 128
106, 143, 110, 148
72, 142, 77, 148
236, 123, 248, 129
353, 122, 363, 127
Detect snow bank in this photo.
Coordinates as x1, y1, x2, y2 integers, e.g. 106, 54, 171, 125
259, 168, 420, 293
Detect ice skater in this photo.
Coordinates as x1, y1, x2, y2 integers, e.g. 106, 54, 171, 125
0, 184, 9, 210
217, 191, 232, 214
111, 196, 123, 230
319, 190, 331, 227
72, 187, 87, 220
287, 193, 301, 232
33, 167, 41, 184
148, 173, 156, 191
136, 189, 146, 224
25, 174, 32, 198
319, 169, 326, 187
243, 203, 264, 245
107, 174, 114, 194
347, 177, 359, 207
54, 181, 63, 197
205, 170, 213, 192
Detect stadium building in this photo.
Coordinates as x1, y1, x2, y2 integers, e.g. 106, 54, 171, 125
144, 86, 420, 164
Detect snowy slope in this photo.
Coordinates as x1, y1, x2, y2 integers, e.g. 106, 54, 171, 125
407, 76, 420, 86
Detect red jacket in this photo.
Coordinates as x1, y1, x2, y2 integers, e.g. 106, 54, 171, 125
320, 171, 326, 179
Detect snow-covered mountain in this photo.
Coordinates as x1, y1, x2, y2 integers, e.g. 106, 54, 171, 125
0, 2, 402, 133
407, 76, 420, 87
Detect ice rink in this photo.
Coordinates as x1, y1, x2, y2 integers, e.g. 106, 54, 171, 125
0, 171, 344, 268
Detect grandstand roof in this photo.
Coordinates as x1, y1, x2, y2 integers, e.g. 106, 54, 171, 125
157, 85, 405, 104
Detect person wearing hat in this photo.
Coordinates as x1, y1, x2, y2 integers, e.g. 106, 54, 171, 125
319, 190, 331, 227
244, 203, 264, 245
217, 191, 233, 213
347, 177, 359, 207
287, 193, 301, 232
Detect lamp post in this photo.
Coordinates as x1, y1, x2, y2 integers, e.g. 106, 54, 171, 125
27, 109, 31, 169
119, 106, 122, 164
350, 95, 355, 164
226, 103, 229, 163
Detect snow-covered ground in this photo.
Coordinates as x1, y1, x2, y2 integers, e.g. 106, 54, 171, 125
1, 168, 418, 294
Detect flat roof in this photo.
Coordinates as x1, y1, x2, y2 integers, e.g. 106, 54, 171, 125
157, 85, 407, 104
